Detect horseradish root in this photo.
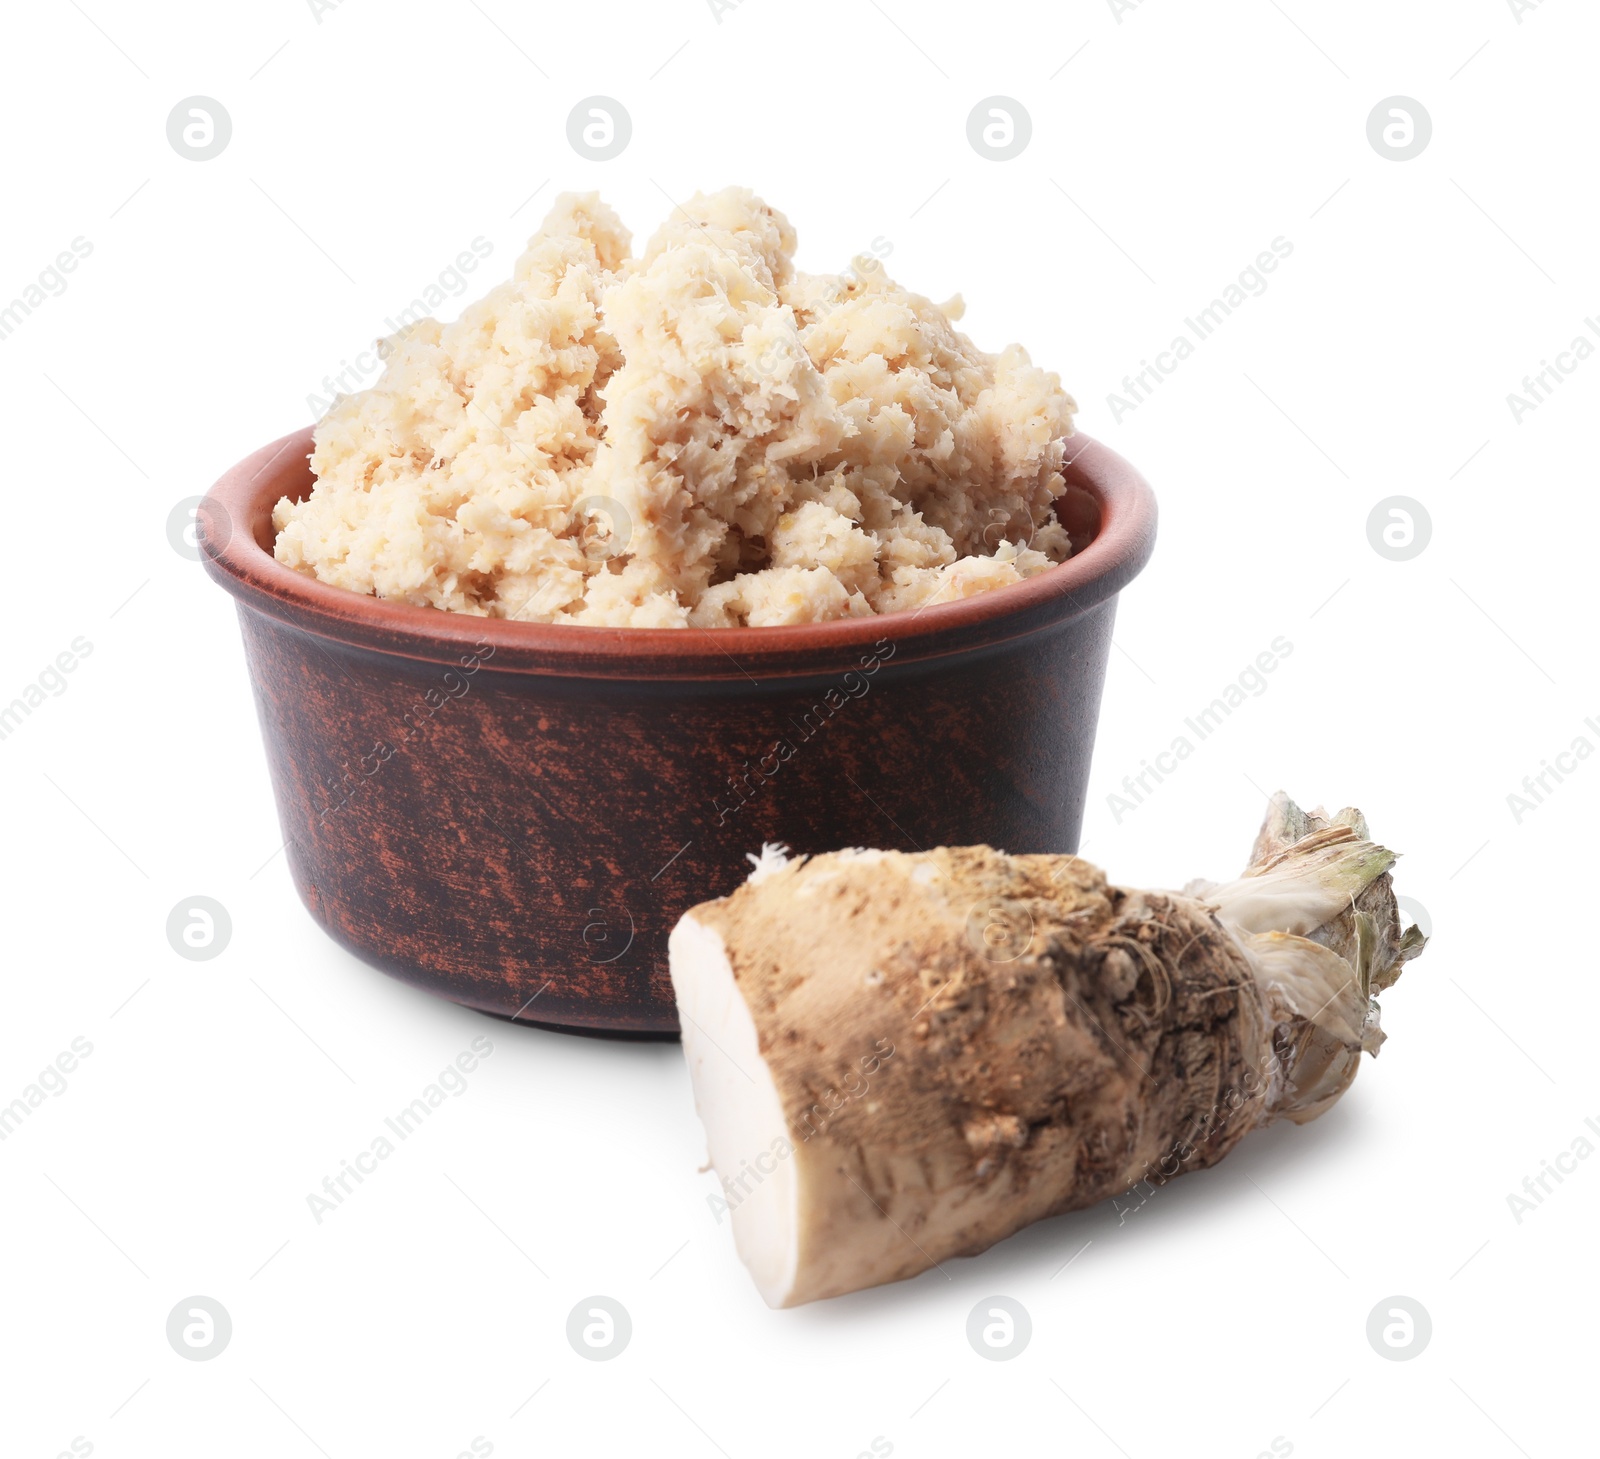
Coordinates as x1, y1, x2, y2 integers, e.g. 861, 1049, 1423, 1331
668, 794, 1425, 1307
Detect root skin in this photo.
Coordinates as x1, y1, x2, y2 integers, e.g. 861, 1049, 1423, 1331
673, 795, 1423, 1306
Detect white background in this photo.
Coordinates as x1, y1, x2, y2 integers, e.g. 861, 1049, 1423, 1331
1, 1, 1593, 1456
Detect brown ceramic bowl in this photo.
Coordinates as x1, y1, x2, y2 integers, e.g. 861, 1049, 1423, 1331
201, 427, 1156, 1036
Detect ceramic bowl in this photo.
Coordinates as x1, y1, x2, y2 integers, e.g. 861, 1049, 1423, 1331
201, 426, 1156, 1035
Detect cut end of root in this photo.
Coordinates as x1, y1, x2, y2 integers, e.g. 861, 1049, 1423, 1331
667, 912, 801, 1308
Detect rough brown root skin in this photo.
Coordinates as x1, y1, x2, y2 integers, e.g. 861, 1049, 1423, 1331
670, 795, 1424, 1307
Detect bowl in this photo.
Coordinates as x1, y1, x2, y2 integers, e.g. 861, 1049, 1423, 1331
201, 426, 1156, 1035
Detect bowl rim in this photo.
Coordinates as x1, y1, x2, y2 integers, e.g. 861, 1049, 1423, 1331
201, 425, 1157, 682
